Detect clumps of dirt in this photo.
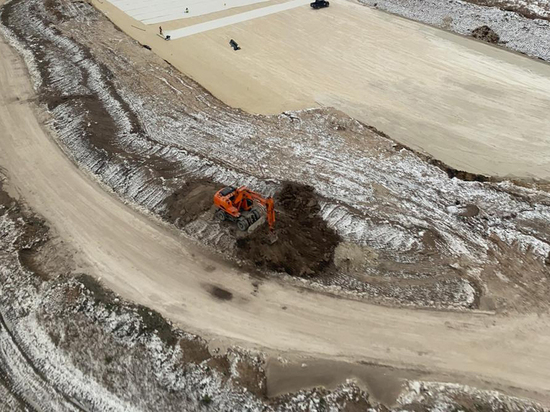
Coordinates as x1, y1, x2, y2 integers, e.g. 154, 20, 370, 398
19, 249, 50, 281
233, 357, 267, 399
18, 237, 75, 281
236, 182, 341, 277
44, 0, 65, 22
161, 180, 219, 227
471, 25, 500, 43
207, 355, 231, 377
272, 384, 376, 412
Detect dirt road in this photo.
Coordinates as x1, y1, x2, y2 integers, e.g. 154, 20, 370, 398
95, 0, 550, 180
1, 29, 550, 404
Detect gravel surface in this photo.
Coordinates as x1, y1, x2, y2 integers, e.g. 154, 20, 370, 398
359, 0, 550, 61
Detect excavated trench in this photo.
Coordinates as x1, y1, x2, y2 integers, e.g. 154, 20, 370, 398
162, 180, 341, 277
236, 183, 341, 277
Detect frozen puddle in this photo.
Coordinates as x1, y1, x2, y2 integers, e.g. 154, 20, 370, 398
107, 0, 269, 24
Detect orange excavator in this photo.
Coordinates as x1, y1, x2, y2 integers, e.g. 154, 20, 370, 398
213, 186, 275, 232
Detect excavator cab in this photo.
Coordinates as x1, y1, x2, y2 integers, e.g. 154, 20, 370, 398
213, 186, 276, 232
219, 186, 235, 196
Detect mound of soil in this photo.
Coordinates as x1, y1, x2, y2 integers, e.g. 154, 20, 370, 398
236, 182, 340, 277
471, 25, 500, 43
162, 180, 219, 227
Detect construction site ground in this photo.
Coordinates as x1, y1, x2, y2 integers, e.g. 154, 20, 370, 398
93, 0, 550, 180
1, 0, 550, 409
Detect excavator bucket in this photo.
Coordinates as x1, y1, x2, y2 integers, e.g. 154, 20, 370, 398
267, 231, 278, 244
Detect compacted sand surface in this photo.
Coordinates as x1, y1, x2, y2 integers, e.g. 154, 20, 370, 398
95, 0, 550, 179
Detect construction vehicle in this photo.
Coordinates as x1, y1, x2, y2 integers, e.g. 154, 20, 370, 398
229, 39, 241, 51
213, 186, 275, 232
310, 0, 329, 9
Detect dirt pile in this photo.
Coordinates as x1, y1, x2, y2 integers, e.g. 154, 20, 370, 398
465, 0, 550, 22
161, 181, 219, 227
471, 25, 500, 43
236, 182, 340, 277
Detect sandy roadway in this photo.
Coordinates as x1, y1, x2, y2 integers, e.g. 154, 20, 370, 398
96, 0, 550, 180
164, 0, 311, 38
1, 30, 550, 404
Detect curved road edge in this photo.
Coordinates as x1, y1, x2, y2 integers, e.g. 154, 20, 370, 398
1, 14, 550, 406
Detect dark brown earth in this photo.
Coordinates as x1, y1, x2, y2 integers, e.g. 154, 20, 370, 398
465, 0, 550, 22
236, 182, 341, 277
471, 25, 500, 43
161, 180, 219, 227
165, 181, 341, 278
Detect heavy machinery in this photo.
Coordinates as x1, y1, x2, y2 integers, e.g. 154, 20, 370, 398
310, 0, 329, 9
213, 186, 275, 232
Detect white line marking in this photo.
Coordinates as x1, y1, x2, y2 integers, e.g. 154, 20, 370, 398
165, 0, 311, 39
108, 0, 269, 25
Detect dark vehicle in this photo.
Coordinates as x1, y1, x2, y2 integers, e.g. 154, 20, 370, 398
229, 39, 241, 51
310, 0, 329, 9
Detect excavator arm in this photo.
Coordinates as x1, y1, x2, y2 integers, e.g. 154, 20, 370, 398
236, 187, 276, 231
256, 196, 275, 231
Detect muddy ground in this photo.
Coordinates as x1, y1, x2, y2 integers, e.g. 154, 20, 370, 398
2, 0, 550, 317
0, 177, 383, 411
162, 180, 341, 278
1, 176, 547, 411
162, 180, 220, 227
236, 183, 341, 277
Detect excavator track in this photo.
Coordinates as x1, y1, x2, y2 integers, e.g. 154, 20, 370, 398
216, 208, 261, 231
